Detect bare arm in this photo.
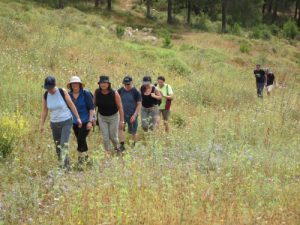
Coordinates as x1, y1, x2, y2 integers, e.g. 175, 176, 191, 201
40, 96, 48, 132
152, 88, 162, 100
115, 91, 124, 123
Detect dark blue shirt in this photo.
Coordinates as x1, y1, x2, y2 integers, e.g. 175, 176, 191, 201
69, 89, 94, 124
118, 87, 141, 117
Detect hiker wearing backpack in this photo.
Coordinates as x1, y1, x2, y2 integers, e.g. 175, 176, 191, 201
94, 75, 124, 152
253, 64, 266, 98
265, 69, 276, 96
40, 76, 82, 169
67, 76, 95, 164
156, 76, 174, 133
140, 76, 162, 132
118, 76, 142, 150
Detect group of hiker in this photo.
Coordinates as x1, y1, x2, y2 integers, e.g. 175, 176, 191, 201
39, 75, 174, 169
253, 64, 276, 98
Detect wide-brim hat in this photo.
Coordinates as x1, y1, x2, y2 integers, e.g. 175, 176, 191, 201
67, 76, 85, 89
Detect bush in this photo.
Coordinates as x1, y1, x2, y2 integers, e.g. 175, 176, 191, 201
283, 20, 299, 39
240, 41, 251, 54
269, 24, 281, 36
230, 23, 241, 35
193, 14, 209, 31
249, 26, 271, 40
163, 33, 172, 48
0, 112, 27, 159
165, 58, 191, 77
116, 25, 125, 39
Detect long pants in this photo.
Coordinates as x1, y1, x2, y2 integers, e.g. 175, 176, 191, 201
256, 82, 265, 98
50, 118, 73, 168
98, 113, 120, 151
73, 123, 90, 152
141, 106, 159, 132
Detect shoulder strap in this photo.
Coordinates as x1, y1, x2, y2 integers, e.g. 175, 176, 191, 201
43, 91, 48, 101
58, 88, 69, 108
118, 87, 124, 95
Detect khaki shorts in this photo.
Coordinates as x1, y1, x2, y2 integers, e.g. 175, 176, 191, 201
160, 109, 170, 121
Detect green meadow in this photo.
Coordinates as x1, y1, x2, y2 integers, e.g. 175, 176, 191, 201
0, 0, 300, 224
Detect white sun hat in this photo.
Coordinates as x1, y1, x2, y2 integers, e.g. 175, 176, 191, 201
67, 76, 85, 89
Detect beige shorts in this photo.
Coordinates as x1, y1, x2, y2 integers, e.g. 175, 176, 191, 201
267, 85, 274, 92
160, 109, 170, 121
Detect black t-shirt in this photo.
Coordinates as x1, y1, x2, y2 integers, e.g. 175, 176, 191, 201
266, 73, 275, 86
253, 69, 265, 83
95, 89, 118, 116
141, 86, 158, 108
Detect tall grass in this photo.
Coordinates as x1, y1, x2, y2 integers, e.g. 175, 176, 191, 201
0, 1, 300, 224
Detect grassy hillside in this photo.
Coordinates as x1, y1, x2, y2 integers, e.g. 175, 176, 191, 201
0, 0, 300, 224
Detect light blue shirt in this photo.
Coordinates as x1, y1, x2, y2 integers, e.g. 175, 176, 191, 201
46, 88, 72, 123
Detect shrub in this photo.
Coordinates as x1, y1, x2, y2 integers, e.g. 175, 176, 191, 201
116, 25, 125, 39
230, 23, 241, 35
269, 24, 281, 36
240, 41, 251, 54
0, 112, 27, 159
283, 20, 299, 39
165, 58, 191, 76
193, 14, 209, 31
163, 33, 172, 48
249, 26, 271, 40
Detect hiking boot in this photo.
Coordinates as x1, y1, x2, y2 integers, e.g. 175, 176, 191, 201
119, 144, 126, 152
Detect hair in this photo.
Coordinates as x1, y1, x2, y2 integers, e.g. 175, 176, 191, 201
157, 76, 165, 82
99, 83, 112, 91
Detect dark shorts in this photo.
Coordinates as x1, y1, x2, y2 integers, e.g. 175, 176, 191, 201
124, 115, 138, 135
160, 109, 170, 121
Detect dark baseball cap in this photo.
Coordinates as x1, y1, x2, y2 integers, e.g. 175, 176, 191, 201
143, 76, 152, 83
123, 76, 132, 84
43, 76, 56, 90
98, 75, 110, 84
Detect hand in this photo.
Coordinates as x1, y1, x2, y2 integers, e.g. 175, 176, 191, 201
151, 93, 156, 98
130, 115, 136, 124
119, 121, 125, 130
40, 125, 45, 134
86, 122, 93, 130
77, 118, 82, 128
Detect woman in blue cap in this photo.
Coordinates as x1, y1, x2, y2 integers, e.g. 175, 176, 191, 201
40, 76, 82, 169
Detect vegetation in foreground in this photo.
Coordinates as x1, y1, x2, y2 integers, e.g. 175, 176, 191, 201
0, 0, 300, 224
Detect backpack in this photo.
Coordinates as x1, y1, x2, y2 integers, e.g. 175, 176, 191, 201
44, 88, 69, 108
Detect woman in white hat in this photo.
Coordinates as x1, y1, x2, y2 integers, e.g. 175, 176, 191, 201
68, 76, 95, 164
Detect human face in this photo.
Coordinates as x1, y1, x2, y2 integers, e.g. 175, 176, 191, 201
256, 65, 260, 70
124, 82, 132, 90
157, 79, 165, 88
71, 83, 80, 92
100, 82, 109, 90
47, 86, 56, 94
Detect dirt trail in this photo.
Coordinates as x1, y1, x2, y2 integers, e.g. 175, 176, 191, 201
119, 0, 134, 10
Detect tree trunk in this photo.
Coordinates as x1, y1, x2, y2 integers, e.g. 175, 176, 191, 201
107, 0, 112, 10
187, 0, 191, 24
262, 0, 267, 14
167, 0, 173, 24
295, 0, 299, 20
222, 0, 227, 33
268, 0, 273, 13
58, 0, 64, 9
298, 2, 300, 27
272, 0, 278, 23
146, 0, 151, 18
95, 0, 100, 7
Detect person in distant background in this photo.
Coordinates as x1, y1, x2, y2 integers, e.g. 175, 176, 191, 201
253, 64, 266, 98
40, 76, 82, 169
265, 69, 275, 96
